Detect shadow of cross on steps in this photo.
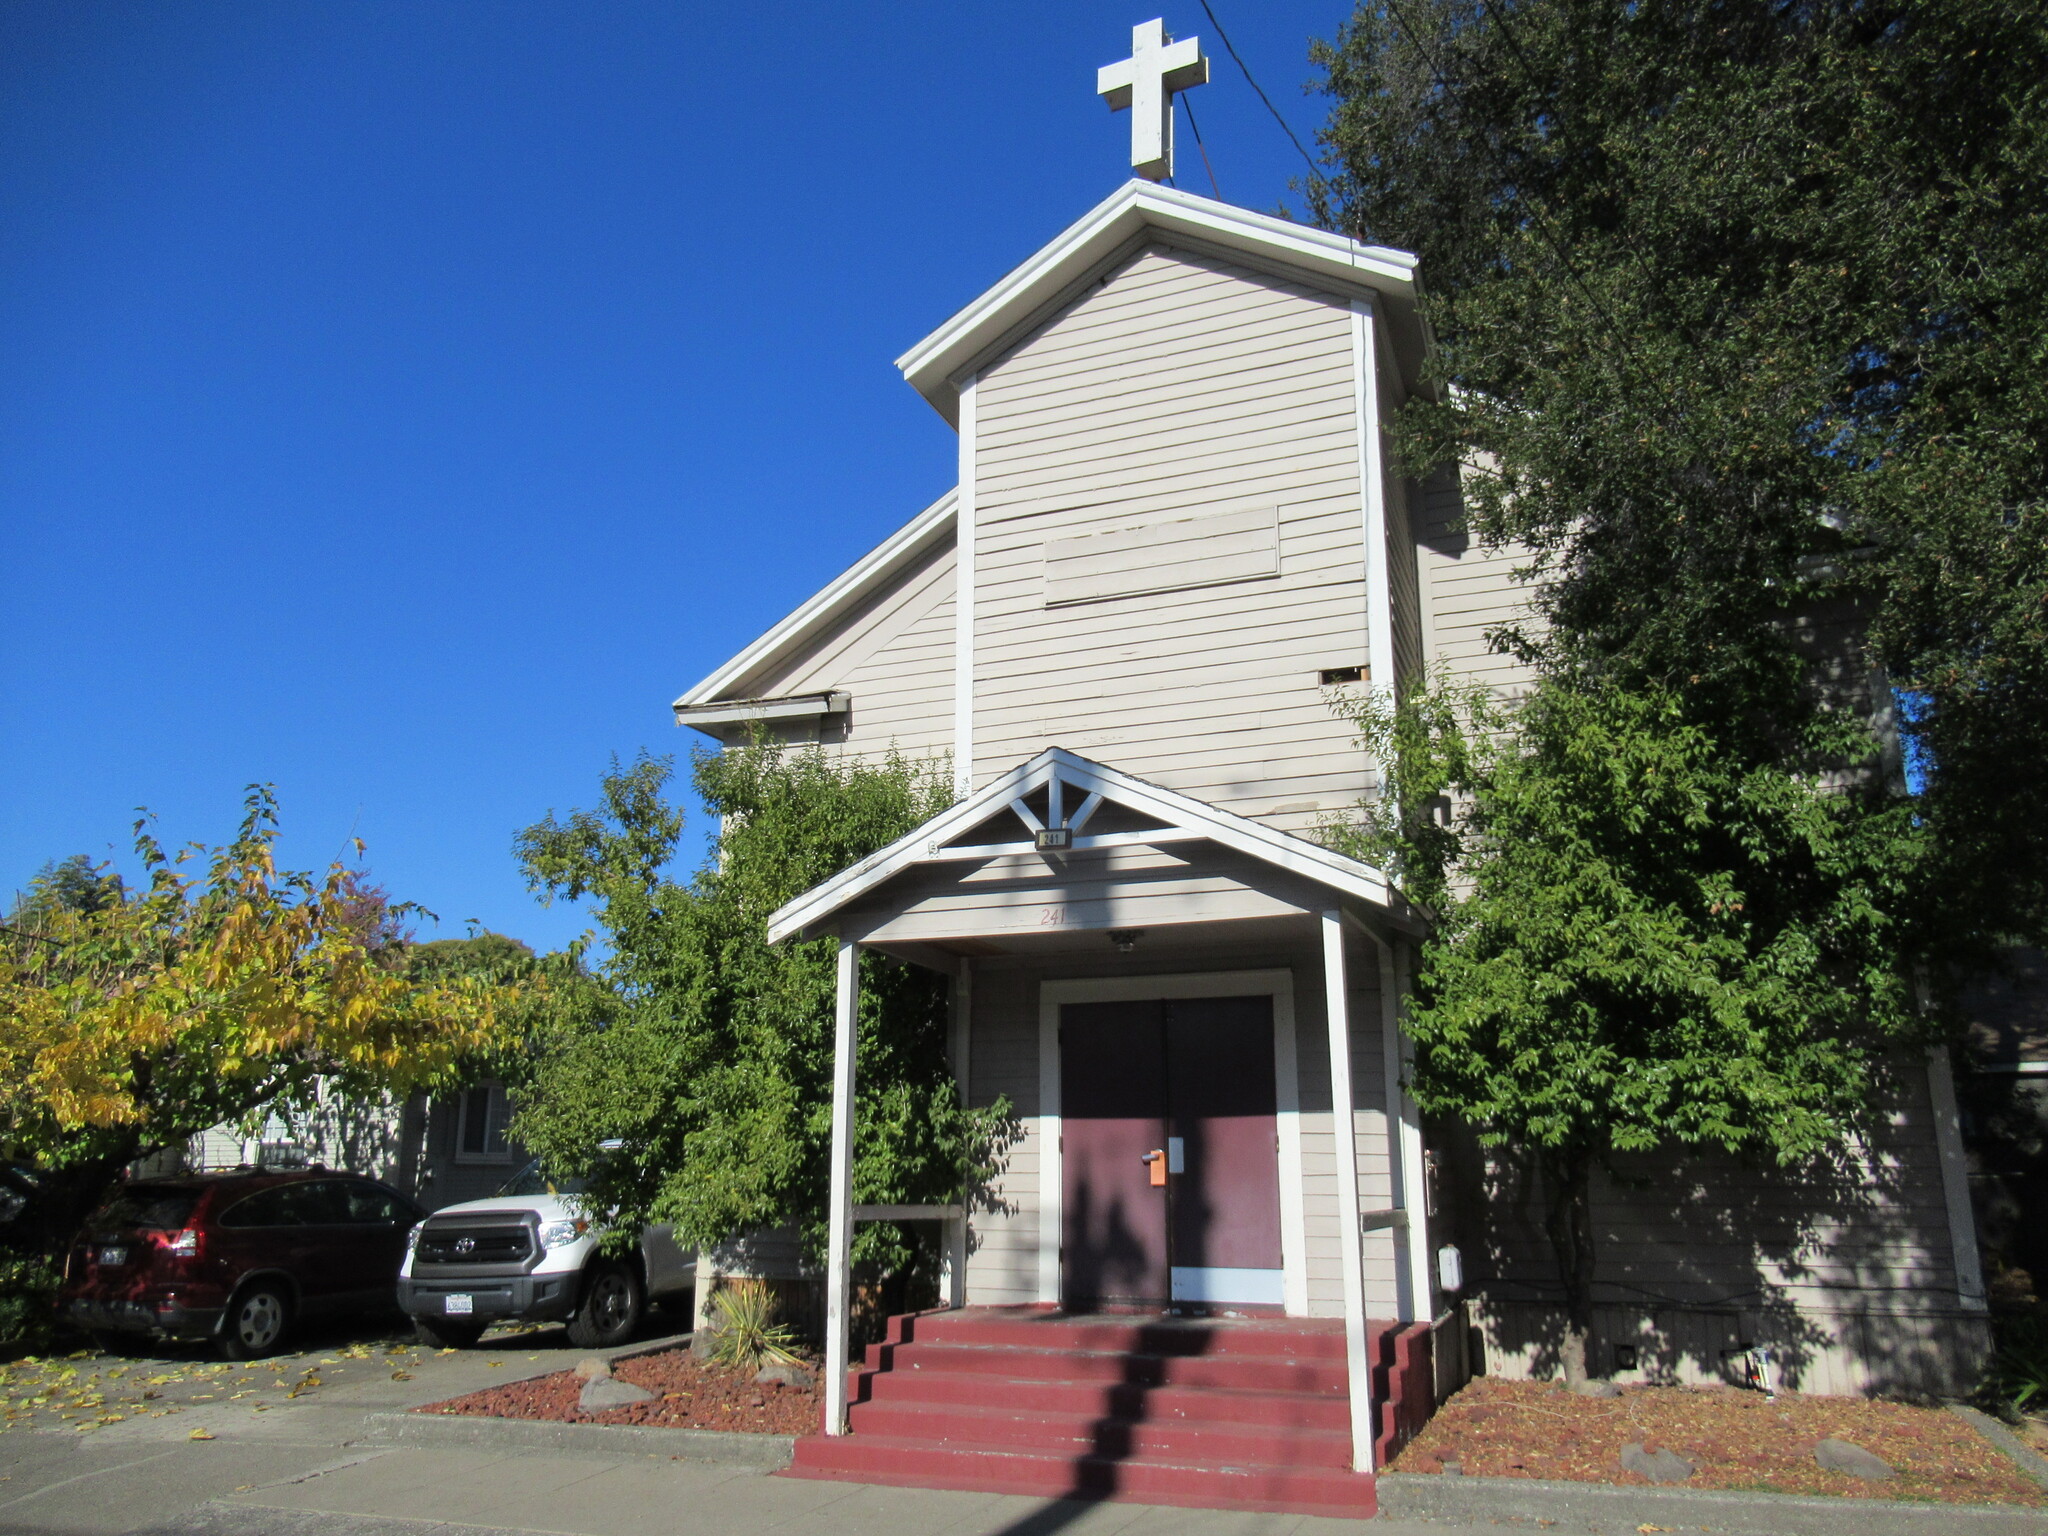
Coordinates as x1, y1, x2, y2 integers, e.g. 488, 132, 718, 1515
787, 1308, 1379, 1520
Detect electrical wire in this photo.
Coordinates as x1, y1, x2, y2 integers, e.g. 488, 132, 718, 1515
1374, 0, 1659, 417
1181, 94, 1224, 200
1196, 0, 1323, 183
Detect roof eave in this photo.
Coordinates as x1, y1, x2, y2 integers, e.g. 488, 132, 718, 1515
896, 182, 1423, 425
765, 746, 1412, 946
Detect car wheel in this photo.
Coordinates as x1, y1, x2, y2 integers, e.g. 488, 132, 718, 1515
414, 1316, 486, 1349
218, 1283, 291, 1360
566, 1261, 643, 1349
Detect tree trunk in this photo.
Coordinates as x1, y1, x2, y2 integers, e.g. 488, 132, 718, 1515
1540, 1149, 1597, 1388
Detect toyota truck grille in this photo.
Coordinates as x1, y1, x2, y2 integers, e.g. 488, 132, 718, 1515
416, 1225, 533, 1265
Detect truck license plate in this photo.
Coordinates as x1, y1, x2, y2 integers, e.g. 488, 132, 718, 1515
99, 1246, 126, 1267
444, 1293, 473, 1316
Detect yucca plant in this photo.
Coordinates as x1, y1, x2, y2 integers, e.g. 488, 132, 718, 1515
1990, 1313, 2048, 1417
706, 1279, 803, 1371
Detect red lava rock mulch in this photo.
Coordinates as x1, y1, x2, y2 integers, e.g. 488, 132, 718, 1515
416, 1349, 819, 1437
1390, 1377, 2046, 1507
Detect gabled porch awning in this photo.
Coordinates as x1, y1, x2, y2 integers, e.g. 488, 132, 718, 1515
766, 746, 1423, 959
775, 749, 1432, 1476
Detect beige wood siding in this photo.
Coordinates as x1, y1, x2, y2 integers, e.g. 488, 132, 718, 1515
841, 845, 1338, 948
968, 244, 1376, 835
1415, 462, 1540, 700
1388, 476, 1423, 687
716, 532, 958, 768
1444, 1061, 1982, 1394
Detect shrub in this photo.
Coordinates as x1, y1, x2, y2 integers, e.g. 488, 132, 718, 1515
706, 1279, 802, 1371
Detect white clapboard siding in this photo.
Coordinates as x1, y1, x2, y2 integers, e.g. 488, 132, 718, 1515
968, 243, 1376, 828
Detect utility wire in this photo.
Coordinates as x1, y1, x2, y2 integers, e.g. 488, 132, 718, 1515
1377, 0, 1647, 402
1197, 0, 1323, 183
1473, 0, 1664, 306
1181, 94, 1224, 200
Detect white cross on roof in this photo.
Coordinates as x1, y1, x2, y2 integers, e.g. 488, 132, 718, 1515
1097, 19, 1210, 184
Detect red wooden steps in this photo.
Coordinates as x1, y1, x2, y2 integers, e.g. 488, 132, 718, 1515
782, 1309, 1390, 1518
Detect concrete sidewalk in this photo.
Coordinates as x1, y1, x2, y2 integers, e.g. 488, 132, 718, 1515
4, 1326, 2042, 1536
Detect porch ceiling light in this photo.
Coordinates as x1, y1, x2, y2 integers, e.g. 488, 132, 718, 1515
1109, 929, 1144, 954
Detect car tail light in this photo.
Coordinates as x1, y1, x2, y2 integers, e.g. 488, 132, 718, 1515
165, 1229, 200, 1259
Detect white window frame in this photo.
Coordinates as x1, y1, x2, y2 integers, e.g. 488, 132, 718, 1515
1036, 969, 1308, 1315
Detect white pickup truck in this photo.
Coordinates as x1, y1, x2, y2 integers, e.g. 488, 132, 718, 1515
396, 1154, 693, 1349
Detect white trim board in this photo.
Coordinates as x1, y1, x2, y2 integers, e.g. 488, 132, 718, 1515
1352, 300, 1396, 698
897, 181, 1424, 425
954, 375, 977, 795
1034, 969, 1309, 1316
673, 690, 849, 735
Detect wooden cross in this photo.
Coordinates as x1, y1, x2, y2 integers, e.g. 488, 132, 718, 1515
1097, 19, 1210, 183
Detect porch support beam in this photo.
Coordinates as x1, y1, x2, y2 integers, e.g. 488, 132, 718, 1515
823, 938, 859, 1437
1393, 937, 1434, 1315
930, 827, 1205, 861
1321, 909, 1376, 1474
944, 957, 972, 1311
1349, 915, 1434, 1323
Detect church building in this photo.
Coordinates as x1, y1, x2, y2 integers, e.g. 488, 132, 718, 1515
670, 22, 1988, 1516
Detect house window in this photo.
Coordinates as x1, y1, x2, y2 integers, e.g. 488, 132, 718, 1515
455, 1084, 510, 1162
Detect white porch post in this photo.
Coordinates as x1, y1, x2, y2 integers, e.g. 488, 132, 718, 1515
1377, 937, 1414, 1323
1322, 909, 1376, 1474
1393, 936, 1434, 1315
823, 938, 859, 1436
943, 958, 973, 1310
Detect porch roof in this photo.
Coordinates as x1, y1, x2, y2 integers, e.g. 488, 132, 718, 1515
766, 747, 1422, 953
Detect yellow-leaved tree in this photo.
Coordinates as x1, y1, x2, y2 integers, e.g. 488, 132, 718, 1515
0, 786, 522, 1256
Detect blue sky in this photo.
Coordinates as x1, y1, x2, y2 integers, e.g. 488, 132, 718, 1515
1, 1, 1353, 952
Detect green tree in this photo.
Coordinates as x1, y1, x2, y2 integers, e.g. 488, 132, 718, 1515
1311, 0, 2048, 968
511, 744, 1008, 1293
1334, 679, 1931, 1384
404, 931, 536, 984
7, 856, 125, 928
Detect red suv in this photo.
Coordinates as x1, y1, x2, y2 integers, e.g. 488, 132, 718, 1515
61, 1170, 424, 1358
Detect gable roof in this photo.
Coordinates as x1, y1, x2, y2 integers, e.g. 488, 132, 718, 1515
673, 488, 955, 710
766, 746, 1415, 945
896, 181, 1427, 425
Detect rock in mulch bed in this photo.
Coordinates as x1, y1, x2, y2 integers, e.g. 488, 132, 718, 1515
1391, 1377, 2047, 1507
415, 1349, 819, 1437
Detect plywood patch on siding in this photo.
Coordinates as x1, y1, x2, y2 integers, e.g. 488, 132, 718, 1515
1043, 504, 1280, 607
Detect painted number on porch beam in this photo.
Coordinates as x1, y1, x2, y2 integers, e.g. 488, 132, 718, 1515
1039, 906, 1070, 925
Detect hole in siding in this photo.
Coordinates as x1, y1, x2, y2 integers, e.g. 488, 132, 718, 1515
1319, 665, 1368, 686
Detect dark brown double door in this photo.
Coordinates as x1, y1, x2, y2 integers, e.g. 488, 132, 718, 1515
1060, 994, 1284, 1309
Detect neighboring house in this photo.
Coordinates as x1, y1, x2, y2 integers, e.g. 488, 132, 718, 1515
1961, 947, 2048, 1306
184, 1081, 527, 1214
672, 177, 1988, 1478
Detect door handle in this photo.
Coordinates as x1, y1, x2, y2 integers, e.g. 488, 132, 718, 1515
1141, 1149, 1167, 1188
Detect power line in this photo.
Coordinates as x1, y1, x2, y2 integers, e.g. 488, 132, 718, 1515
1376, 0, 1646, 397
1196, 0, 1322, 184
1181, 94, 1224, 200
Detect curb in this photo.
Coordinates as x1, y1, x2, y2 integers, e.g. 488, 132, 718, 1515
358, 1409, 795, 1469
1374, 1471, 2048, 1535
1954, 1404, 2048, 1494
